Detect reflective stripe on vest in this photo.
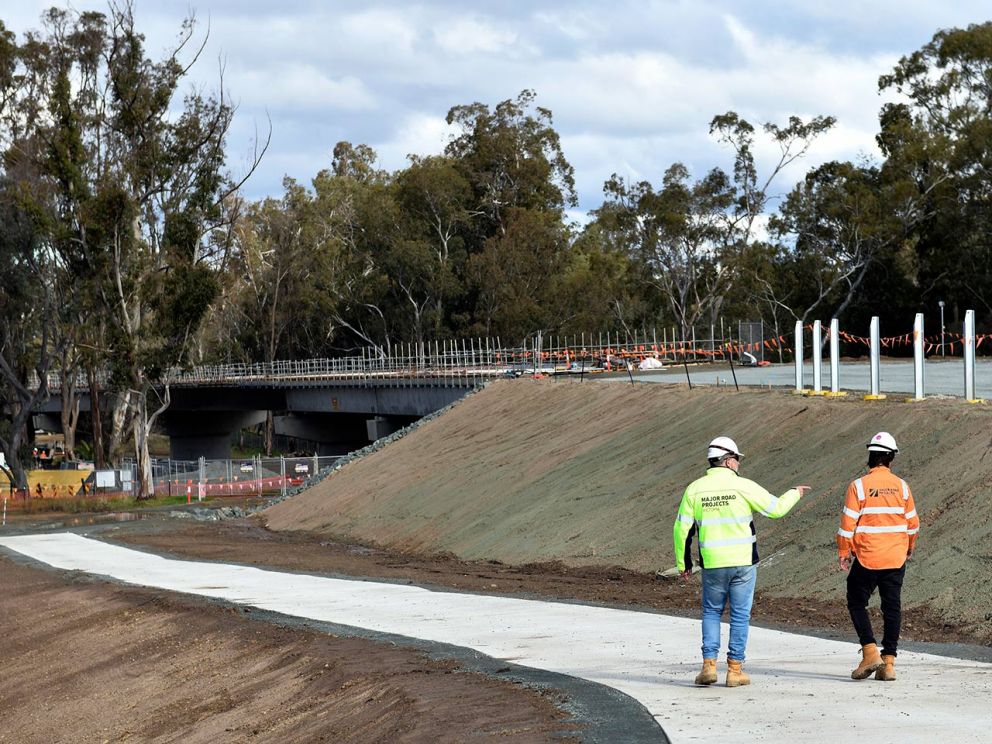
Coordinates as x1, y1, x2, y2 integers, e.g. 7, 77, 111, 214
698, 515, 754, 526
854, 478, 865, 501
900, 479, 909, 500
905, 509, 917, 519
837, 527, 854, 538
699, 535, 757, 549
861, 506, 905, 515
757, 495, 779, 517
855, 524, 907, 534
843, 506, 861, 519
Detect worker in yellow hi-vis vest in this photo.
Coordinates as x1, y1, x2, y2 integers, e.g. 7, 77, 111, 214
674, 437, 809, 687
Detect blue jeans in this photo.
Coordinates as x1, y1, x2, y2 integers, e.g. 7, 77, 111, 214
700, 565, 757, 662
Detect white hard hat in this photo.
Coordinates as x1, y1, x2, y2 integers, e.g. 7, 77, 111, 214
707, 436, 743, 461
867, 431, 898, 454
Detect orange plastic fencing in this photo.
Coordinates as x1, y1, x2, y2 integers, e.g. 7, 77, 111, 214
535, 326, 983, 369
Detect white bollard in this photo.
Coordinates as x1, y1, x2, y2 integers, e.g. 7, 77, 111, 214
812, 320, 823, 394
794, 321, 805, 392
912, 313, 925, 400
964, 309, 979, 401
828, 318, 845, 395
866, 316, 885, 400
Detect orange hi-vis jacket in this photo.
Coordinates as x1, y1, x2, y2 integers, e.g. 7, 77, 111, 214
837, 465, 920, 570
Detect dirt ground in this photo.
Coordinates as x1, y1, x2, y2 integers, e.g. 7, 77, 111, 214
264, 379, 992, 643
0, 551, 579, 744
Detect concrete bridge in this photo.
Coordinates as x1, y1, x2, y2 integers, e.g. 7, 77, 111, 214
26, 317, 992, 460
33, 354, 508, 459
25, 331, 747, 461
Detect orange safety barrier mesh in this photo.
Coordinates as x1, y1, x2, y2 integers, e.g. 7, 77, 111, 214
512, 325, 987, 369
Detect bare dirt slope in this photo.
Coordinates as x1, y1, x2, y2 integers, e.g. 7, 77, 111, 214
0, 555, 577, 743
264, 379, 992, 640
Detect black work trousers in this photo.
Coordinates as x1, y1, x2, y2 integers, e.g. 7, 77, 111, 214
846, 558, 906, 657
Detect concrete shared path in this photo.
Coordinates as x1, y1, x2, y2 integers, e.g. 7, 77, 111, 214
2, 533, 989, 743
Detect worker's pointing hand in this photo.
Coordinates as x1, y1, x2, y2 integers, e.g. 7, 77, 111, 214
795, 485, 810, 497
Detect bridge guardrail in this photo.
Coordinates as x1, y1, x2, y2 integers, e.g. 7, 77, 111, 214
27, 332, 745, 391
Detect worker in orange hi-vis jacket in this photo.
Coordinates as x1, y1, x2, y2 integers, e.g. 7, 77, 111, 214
837, 431, 920, 682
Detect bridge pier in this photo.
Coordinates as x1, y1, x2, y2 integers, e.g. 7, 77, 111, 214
31, 413, 62, 433
366, 415, 402, 441
160, 410, 267, 460
275, 412, 417, 454
30, 377, 480, 461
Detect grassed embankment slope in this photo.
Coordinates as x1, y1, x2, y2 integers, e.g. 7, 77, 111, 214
264, 379, 992, 638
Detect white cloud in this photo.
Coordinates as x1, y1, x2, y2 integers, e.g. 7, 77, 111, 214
373, 113, 455, 165
434, 18, 520, 55
339, 8, 419, 55
5, 0, 987, 214
511, 12, 910, 210
532, 10, 597, 42
231, 65, 378, 112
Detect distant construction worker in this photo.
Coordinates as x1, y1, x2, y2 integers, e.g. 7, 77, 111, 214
674, 437, 808, 687
838, 432, 919, 682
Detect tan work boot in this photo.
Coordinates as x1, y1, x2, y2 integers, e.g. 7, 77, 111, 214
694, 658, 718, 685
875, 654, 896, 681
726, 659, 750, 687
851, 642, 884, 679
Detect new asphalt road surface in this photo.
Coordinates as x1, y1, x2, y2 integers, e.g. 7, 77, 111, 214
611, 358, 992, 399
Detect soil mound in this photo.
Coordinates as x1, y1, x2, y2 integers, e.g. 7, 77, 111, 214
0, 555, 577, 742
264, 379, 992, 640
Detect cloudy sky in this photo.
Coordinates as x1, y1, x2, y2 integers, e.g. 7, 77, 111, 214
5, 1, 990, 218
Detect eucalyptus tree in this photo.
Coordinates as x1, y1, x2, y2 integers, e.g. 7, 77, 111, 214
0, 5, 261, 495
559, 223, 657, 337
467, 207, 571, 339
592, 112, 834, 340
391, 155, 474, 343
445, 89, 576, 238
314, 142, 397, 355
0, 176, 58, 491
594, 164, 734, 341
444, 90, 577, 340
768, 160, 919, 326
0, 19, 66, 489
878, 22, 992, 320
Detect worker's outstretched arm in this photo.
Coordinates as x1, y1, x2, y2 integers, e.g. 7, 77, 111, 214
739, 479, 802, 518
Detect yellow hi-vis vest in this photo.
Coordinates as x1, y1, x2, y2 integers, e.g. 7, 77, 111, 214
673, 467, 801, 571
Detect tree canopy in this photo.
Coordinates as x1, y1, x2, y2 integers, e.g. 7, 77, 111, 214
4, 9, 992, 468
